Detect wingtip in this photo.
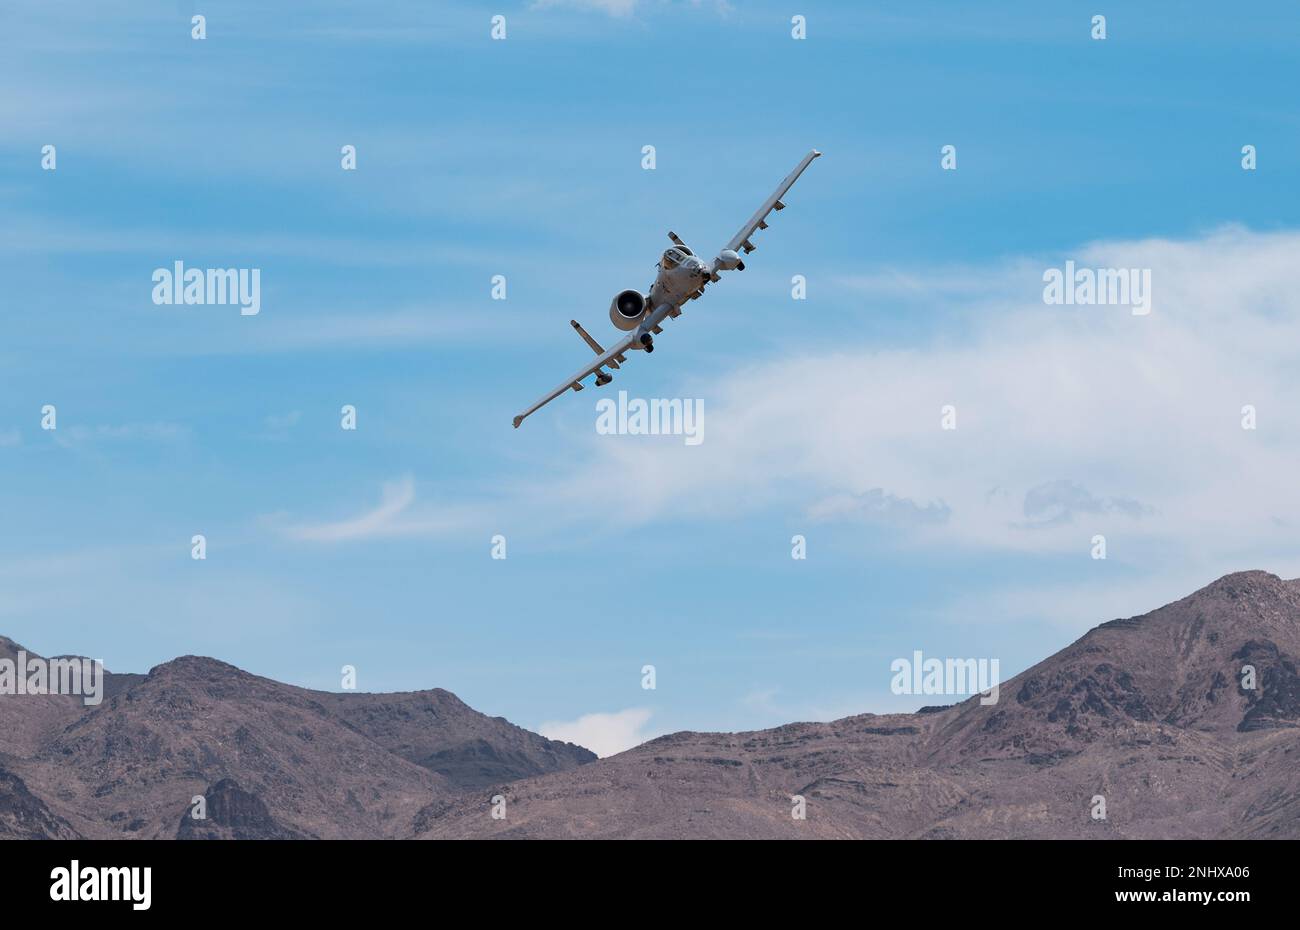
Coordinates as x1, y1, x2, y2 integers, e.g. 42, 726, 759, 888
811, 149, 822, 158
512, 416, 524, 429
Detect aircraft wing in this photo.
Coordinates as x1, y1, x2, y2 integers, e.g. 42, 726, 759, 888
513, 332, 637, 428
721, 149, 822, 257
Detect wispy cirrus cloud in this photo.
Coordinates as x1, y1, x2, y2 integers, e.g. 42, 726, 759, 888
283, 476, 416, 542
1016, 479, 1151, 529
808, 488, 952, 526
532, 0, 641, 15
52, 422, 189, 450
278, 476, 485, 543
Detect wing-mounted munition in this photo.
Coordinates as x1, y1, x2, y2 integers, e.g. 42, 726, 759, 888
512, 149, 821, 428
570, 319, 617, 386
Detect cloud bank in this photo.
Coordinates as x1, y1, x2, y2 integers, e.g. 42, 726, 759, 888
539, 708, 658, 758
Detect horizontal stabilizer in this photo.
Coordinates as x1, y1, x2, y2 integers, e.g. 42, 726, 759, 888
570, 319, 605, 355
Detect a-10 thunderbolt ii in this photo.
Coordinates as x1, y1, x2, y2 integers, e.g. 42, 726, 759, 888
513, 149, 821, 428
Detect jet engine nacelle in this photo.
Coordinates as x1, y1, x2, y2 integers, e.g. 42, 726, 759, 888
609, 289, 647, 330
715, 249, 743, 271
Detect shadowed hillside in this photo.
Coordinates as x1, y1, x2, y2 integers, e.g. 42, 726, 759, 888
4, 572, 1298, 839
0, 639, 593, 839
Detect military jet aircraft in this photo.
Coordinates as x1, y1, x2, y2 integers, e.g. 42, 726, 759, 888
513, 149, 821, 428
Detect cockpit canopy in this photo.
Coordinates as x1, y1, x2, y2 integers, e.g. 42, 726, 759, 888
661, 248, 686, 270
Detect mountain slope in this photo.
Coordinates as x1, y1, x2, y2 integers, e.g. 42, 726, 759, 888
0, 765, 81, 840
0, 646, 593, 839
416, 571, 1300, 839
318, 689, 594, 790
4, 571, 1297, 839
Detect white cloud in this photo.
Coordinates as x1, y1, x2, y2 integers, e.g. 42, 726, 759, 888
401, 224, 1300, 648
539, 707, 657, 758
532, 0, 642, 16
281, 475, 482, 543
268, 227, 1300, 615
808, 488, 951, 526
531, 0, 732, 18
525, 227, 1300, 568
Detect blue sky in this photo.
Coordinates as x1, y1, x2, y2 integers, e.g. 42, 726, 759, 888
4, 1, 1300, 754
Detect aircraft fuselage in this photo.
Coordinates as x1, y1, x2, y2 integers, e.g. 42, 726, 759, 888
636, 251, 710, 346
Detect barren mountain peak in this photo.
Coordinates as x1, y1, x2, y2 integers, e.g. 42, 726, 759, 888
147, 654, 246, 677
1196, 569, 1288, 597
0, 638, 596, 838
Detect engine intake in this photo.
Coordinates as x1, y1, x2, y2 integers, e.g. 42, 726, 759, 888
609, 289, 647, 331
